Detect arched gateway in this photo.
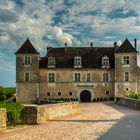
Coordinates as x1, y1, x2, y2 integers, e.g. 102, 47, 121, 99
80, 90, 91, 102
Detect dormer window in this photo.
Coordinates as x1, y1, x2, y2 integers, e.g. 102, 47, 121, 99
24, 56, 31, 65
48, 57, 55, 68
123, 56, 129, 65
102, 56, 110, 68
74, 56, 82, 68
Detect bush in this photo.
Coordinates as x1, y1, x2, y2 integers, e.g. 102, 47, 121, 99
0, 95, 6, 101
2, 87, 16, 99
0, 101, 23, 125
127, 93, 140, 100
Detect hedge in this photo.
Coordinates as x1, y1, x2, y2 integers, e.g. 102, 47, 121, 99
127, 93, 140, 99
0, 101, 23, 125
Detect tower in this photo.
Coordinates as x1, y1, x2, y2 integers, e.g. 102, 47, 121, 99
115, 39, 138, 97
15, 38, 40, 103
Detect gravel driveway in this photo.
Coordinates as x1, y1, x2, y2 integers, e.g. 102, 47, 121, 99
0, 102, 139, 140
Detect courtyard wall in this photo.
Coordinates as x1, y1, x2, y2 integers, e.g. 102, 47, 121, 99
0, 108, 6, 132
21, 102, 79, 124
116, 97, 140, 110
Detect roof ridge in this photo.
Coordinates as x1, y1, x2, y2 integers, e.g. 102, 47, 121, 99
15, 38, 39, 54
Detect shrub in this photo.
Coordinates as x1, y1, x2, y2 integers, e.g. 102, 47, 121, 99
127, 93, 140, 100
0, 101, 23, 125
0, 95, 6, 101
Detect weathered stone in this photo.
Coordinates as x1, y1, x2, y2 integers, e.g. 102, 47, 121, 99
116, 97, 140, 110
0, 108, 6, 132
21, 102, 79, 124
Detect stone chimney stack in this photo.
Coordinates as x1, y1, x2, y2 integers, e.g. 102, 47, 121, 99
65, 42, 67, 52
90, 42, 93, 47
134, 38, 137, 50
114, 41, 119, 51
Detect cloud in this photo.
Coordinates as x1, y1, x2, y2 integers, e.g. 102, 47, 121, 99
1, 0, 140, 86
0, 9, 18, 23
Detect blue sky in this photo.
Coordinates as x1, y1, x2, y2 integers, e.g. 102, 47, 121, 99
0, 0, 140, 87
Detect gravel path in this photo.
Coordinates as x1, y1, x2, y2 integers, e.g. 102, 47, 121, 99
1, 102, 138, 140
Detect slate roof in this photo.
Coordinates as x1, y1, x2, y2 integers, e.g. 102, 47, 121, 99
15, 38, 39, 54
116, 39, 137, 53
39, 47, 115, 68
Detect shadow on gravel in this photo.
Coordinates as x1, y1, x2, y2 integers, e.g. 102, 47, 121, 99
98, 102, 140, 140
49, 119, 119, 123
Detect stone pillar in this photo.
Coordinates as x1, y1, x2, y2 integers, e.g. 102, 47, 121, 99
0, 108, 6, 132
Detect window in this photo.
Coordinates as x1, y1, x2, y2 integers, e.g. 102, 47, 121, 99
102, 56, 109, 67
87, 73, 91, 82
48, 57, 55, 67
25, 72, 30, 82
48, 73, 55, 82
106, 91, 109, 95
75, 73, 81, 82
74, 56, 82, 67
123, 56, 129, 64
69, 92, 72, 96
124, 72, 129, 82
24, 56, 31, 65
126, 88, 129, 91
103, 73, 109, 82
47, 92, 50, 96
58, 92, 61, 96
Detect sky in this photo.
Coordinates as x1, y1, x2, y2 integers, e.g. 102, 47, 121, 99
0, 0, 140, 87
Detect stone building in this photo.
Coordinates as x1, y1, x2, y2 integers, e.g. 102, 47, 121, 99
15, 38, 140, 103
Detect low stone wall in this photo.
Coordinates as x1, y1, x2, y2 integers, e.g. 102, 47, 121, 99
116, 97, 140, 110
0, 108, 6, 132
21, 102, 79, 124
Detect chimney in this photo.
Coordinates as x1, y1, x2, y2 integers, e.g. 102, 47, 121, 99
47, 45, 53, 53
90, 42, 93, 47
65, 42, 67, 52
134, 38, 137, 50
114, 41, 119, 51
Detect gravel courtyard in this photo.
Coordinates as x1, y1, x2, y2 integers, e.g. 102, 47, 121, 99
0, 102, 140, 140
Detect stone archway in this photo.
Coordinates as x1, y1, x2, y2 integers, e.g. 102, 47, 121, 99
80, 90, 91, 102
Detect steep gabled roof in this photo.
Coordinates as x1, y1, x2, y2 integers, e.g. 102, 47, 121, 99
39, 47, 115, 68
116, 39, 137, 53
15, 38, 39, 54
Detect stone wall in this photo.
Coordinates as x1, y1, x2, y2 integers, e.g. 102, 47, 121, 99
21, 102, 79, 124
0, 108, 6, 132
116, 97, 140, 110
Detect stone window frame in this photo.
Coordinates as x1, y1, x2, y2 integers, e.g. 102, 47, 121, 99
86, 73, 91, 82
24, 72, 30, 82
102, 56, 110, 67
48, 73, 55, 82
69, 92, 72, 96
103, 73, 109, 82
23, 56, 32, 65
48, 56, 55, 68
74, 72, 81, 82
74, 56, 82, 68
123, 56, 130, 65
124, 72, 129, 82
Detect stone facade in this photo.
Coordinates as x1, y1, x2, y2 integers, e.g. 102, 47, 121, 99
0, 108, 6, 132
15, 38, 140, 103
21, 102, 79, 124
